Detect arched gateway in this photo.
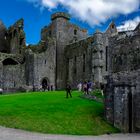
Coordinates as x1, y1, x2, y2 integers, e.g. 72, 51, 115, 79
41, 78, 49, 91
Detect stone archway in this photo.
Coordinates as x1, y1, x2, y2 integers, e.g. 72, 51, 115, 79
2, 58, 18, 65
41, 78, 49, 91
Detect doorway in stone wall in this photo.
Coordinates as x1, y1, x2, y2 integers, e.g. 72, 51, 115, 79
41, 78, 49, 91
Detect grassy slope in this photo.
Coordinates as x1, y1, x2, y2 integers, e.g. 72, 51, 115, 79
0, 91, 119, 135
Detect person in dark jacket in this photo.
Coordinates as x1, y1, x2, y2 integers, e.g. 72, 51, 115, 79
66, 84, 72, 98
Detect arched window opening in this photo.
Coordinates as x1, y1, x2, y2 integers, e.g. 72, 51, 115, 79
100, 50, 103, 59
112, 24, 115, 29
45, 60, 47, 64
14, 81, 16, 87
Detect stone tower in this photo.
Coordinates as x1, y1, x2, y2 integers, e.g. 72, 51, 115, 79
51, 12, 71, 89
41, 12, 87, 89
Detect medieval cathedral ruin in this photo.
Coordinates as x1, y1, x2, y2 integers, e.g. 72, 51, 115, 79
0, 12, 140, 133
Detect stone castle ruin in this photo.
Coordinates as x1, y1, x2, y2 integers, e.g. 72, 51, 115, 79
0, 12, 140, 132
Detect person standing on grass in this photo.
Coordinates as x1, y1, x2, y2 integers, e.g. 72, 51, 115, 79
0, 88, 3, 95
50, 85, 53, 91
83, 81, 87, 95
66, 84, 72, 98
42, 83, 46, 91
87, 81, 92, 95
77, 82, 82, 92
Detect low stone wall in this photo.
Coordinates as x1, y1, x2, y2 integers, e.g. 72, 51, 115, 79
105, 70, 140, 133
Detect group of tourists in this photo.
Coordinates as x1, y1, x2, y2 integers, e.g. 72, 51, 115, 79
65, 81, 99, 98
77, 81, 95, 95
42, 84, 54, 91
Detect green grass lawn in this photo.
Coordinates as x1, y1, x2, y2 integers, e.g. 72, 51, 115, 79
91, 89, 105, 99
0, 91, 119, 135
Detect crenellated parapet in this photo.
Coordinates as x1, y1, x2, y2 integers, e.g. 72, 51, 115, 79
51, 12, 70, 21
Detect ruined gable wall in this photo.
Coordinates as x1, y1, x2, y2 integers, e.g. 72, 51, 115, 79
7, 19, 26, 54
0, 21, 9, 53
66, 23, 87, 44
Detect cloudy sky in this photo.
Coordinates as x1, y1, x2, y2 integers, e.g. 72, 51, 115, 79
0, 0, 140, 44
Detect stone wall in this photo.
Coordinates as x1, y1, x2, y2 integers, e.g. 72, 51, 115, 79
25, 38, 56, 90
65, 31, 108, 87
65, 37, 93, 87
0, 61, 25, 93
108, 32, 140, 73
105, 24, 140, 133
105, 70, 140, 132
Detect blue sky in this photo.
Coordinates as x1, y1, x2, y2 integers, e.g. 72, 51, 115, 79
0, 0, 140, 44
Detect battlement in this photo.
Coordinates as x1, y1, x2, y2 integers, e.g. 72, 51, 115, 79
51, 12, 70, 21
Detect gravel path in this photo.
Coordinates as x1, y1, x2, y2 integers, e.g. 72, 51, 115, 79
0, 126, 140, 140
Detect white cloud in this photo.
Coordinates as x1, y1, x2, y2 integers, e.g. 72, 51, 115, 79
117, 16, 140, 31
42, 0, 59, 8
25, 0, 140, 26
